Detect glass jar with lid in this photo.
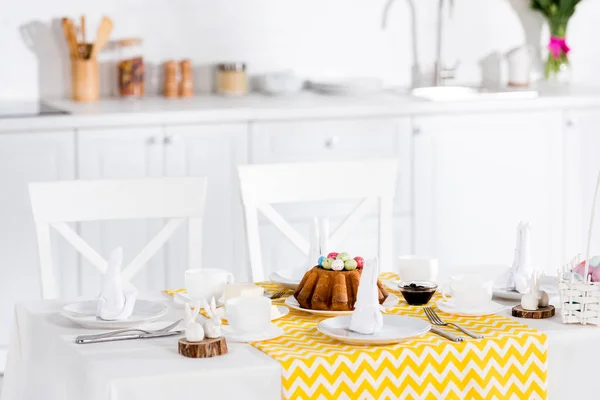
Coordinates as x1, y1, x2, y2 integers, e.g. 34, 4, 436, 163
117, 38, 144, 98
217, 63, 248, 96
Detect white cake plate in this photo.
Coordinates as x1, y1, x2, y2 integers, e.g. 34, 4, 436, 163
285, 294, 399, 317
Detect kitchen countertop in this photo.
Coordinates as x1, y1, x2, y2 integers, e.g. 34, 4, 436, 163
1, 85, 600, 133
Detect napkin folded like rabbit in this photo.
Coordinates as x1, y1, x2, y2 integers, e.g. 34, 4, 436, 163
349, 259, 383, 335
96, 247, 138, 321
498, 222, 535, 294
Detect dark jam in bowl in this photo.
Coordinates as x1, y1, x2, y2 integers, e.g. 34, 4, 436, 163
398, 281, 437, 306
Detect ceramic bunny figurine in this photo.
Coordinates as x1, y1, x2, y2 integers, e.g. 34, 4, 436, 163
521, 270, 542, 311
184, 303, 205, 342
202, 297, 222, 339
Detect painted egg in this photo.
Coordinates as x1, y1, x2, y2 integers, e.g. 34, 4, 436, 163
317, 256, 325, 266
592, 267, 600, 283
331, 259, 345, 271
590, 256, 600, 268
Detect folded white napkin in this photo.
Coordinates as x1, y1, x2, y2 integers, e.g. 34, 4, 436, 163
498, 221, 534, 294
96, 247, 138, 321
349, 259, 383, 335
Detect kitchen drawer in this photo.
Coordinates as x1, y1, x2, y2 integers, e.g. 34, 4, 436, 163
250, 117, 412, 215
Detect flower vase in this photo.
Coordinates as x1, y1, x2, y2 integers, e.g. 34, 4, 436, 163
545, 22, 572, 83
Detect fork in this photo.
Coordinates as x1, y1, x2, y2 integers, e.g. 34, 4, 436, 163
424, 307, 484, 339
77, 319, 183, 342
265, 291, 285, 300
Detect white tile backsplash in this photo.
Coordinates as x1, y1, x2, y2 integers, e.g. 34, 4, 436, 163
2, 0, 600, 100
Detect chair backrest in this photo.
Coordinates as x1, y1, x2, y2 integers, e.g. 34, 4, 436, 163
238, 159, 399, 282
29, 177, 207, 299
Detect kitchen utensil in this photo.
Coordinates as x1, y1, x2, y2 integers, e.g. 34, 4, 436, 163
430, 327, 463, 342
76, 329, 184, 344
62, 18, 79, 58
441, 274, 493, 309
185, 268, 234, 302
80, 15, 85, 43
61, 299, 168, 329
89, 16, 113, 59
284, 293, 400, 317
76, 319, 182, 343
317, 314, 431, 345
265, 291, 285, 300
435, 300, 506, 317
398, 255, 439, 282
424, 307, 483, 339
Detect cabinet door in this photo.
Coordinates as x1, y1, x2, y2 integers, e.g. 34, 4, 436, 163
0, 130, 76, 370
564, 110, 600, 259
77, 127, 164, 295
414, 112, 564, 276
164, 124, 248, 284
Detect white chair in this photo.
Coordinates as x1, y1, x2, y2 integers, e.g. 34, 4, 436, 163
29, 177, 207, 299
238, 159, 399, 282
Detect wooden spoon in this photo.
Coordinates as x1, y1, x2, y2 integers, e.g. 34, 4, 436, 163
61, 18, 79, 58
89, 16, 113, 59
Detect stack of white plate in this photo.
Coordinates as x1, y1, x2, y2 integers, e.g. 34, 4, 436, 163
308, 77, 383, 96
269, 268, 305, 289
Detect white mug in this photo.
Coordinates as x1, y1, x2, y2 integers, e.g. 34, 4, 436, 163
398, 256, 439, 282
441, 274, 493, 309
185, 268, 234, 302
226, 296, 271, 334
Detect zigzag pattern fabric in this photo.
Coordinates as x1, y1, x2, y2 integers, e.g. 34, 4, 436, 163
254, 274, 548, 400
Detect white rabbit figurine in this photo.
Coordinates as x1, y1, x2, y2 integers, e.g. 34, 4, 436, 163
184, 303, 205, 342
202, 297, 223, 339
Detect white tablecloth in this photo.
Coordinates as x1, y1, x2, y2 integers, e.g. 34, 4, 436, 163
1, 298, 598, 400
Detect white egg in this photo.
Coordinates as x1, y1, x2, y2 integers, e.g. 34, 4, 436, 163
538, 290, 549, 308
521, 293, 539, 311
331, 259, 345, 271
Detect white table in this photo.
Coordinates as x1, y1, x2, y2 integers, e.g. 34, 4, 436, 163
1, 298, 598, 400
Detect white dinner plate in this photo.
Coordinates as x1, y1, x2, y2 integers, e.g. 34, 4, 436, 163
269, 270, 302, 289
61, 300, 168, 329
436, 300, 506, 317
285, 293, 400, 317
317, 314, 431, 345
221, 323, 284, 343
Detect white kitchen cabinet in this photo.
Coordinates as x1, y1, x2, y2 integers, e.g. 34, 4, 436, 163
563, 110, 600, 260
77, 127, 165, 296
413, 112, 564, 277
164, 124, 248, 284
0, 130, 76, 371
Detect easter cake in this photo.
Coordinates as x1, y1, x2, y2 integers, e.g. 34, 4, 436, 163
293, 252, 389, 311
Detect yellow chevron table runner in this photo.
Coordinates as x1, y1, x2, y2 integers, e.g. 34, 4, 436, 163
253, 275, 548, 400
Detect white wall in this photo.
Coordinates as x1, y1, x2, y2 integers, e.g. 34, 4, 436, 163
2, 0, 600, 100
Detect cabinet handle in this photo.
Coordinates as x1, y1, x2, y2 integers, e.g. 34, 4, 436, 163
163, 136, 172, 145
147, 137, 157, 145
413, 126, 422, 135
566, 119, 575, 128
325, 136, 340, 149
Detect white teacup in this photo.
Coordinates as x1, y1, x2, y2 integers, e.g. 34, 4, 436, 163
226, 296, 271, 335
185, 268, 234, 302
398, 256, 439, 282
441, 274, 493, 309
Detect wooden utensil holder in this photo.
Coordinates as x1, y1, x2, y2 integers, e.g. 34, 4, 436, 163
71, 57, 99, 102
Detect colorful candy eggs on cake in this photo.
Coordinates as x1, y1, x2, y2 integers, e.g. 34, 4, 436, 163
320, 252, 364, 271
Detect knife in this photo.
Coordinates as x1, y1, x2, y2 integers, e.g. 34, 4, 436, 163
76, 329, 184, 344
430, 327, 463, 342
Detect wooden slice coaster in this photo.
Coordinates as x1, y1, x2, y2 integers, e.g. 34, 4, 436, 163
178, 337, 228, 358
512, 305, 555, 319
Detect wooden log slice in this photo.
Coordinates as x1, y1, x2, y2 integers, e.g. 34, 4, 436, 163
512, 305, 555, 319
178, 337, 228, 358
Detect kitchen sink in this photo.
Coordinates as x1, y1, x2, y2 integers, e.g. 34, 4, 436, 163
411, 86, 539, 102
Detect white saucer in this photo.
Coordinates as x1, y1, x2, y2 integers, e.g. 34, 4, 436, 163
317, 314, 430, 345
436, 300, 506, 317
221, 324, 284, 343
61, 300, 168, 329
223, 306, 290, 322
285, 293, 400, 317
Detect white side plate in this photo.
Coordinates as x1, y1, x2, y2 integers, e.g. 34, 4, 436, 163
317, 314, 430, 345
61, 300, 168, 329
436, 300, 506, 317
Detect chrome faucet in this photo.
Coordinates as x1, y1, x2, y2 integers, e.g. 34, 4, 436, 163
434, 0, 458, 86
